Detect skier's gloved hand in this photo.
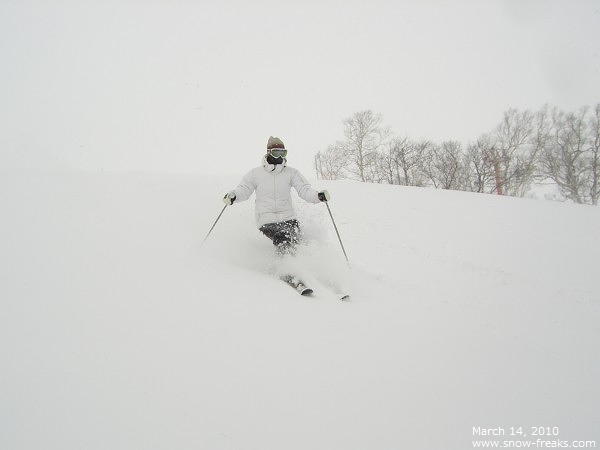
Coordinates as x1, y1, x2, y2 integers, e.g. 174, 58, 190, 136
318, 190, 331, 202
223, 192, 236, 205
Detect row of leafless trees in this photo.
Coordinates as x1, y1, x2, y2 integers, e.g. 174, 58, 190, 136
314, 106, 600, 205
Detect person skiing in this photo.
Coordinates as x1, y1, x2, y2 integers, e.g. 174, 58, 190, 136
222, 136, 330, 256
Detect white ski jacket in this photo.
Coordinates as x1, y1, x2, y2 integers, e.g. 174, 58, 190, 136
231, 156, 321, 228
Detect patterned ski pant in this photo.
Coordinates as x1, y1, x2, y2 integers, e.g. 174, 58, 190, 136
259, 219, 300, 255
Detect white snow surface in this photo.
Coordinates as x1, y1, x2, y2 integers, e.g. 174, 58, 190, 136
1, 170, 599, 449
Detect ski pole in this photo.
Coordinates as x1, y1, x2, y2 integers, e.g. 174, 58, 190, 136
201, 204, 228, 246
325, 201, 350, 263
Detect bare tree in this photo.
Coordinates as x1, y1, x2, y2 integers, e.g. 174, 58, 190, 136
314, 152, 323, 180
588, 104, 600, 205
386, 137, 429, 186
466, 135, 497, 193
468, 109, 538, 196
424, 141, 465, 190
488, 108, 538, 196
314, 143, 348, 180
365, 147, 391, 184
541, 107, 591, 203
378, 141, 397, 184
409, 140, 433, 187
341, 110, 390, 182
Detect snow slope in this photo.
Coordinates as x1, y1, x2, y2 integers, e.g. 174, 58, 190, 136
1, 170, 599, 449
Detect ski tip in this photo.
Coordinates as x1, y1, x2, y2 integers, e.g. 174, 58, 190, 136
300, 287, 314, 296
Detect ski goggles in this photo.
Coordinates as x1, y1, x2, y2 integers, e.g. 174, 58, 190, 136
268, 148, 288, 158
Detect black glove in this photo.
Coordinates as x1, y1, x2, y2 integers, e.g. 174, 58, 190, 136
318, 190, 330, 202
223, 192, 236, 205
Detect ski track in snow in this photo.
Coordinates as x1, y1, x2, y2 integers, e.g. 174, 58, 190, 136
1, 170, 599, 450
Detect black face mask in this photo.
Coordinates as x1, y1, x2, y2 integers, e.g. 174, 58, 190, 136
266, 154, 284, 165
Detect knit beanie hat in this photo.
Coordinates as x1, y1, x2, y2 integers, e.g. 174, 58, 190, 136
267, 136, 285, 150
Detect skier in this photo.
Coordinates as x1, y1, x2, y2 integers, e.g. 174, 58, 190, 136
223, 136, 330, 257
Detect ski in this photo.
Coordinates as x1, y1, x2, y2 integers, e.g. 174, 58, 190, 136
281, 275, 313, 296
280, 275, 349, 300
320, 281, 350, 300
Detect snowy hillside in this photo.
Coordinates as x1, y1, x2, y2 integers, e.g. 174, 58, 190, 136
1, 170, 599, 449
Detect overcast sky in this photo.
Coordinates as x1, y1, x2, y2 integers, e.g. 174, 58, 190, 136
1, 0, 599, 177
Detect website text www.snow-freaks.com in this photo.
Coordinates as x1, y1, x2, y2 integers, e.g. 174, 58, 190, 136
471, 426, 596, 448
472, 439, 596, 448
